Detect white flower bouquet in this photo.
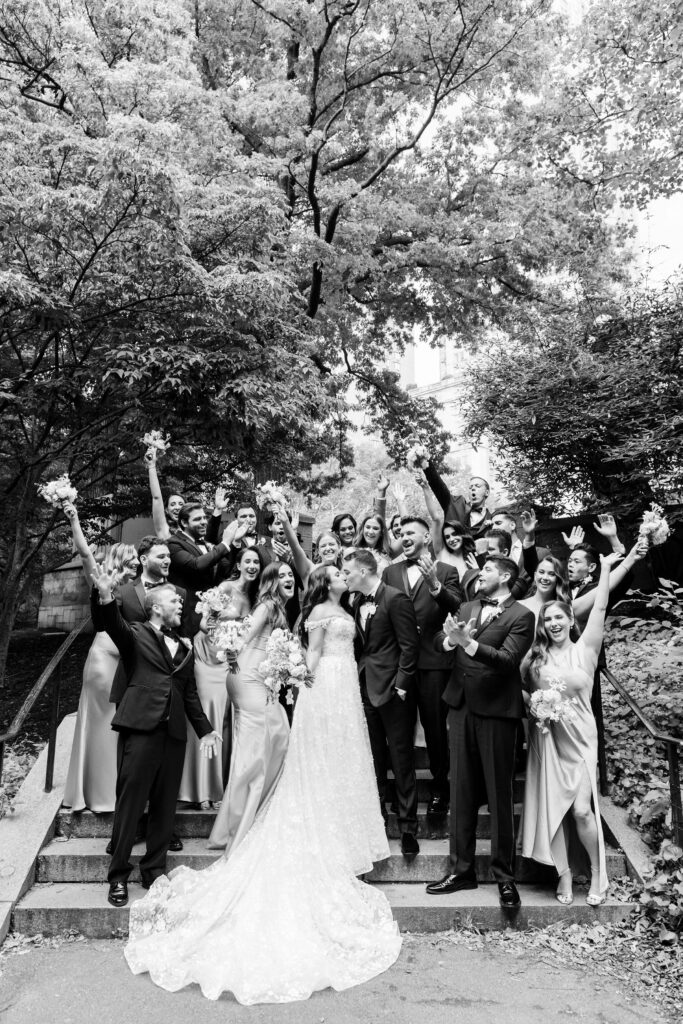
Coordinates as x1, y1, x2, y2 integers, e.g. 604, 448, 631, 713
255, 480, 288, 511
638, 503, 670, 547
212, 617, 251, 667
195, 586, 233, 619
260, 628, 313, 704
529, 677, 578, 734
405, 442, 429, 471
142, 429, 170, 456
37, 474, 78, 508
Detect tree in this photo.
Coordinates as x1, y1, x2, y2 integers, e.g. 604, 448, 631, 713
463, 280, 683, 518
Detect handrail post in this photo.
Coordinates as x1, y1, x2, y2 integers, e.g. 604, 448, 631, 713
593, 668, 609, 796
44, 658, 62, 793
669, 741, 683, 849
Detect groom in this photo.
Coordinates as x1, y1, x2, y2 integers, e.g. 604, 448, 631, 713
344, 550, 421, 859
427, 555, 534, 907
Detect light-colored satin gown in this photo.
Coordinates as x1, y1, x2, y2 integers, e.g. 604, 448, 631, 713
521, 637, 608, 893
125, 615, 399, 1004
207, 624, 289, 852
62, 631, 119, 813
177, 633, 229, 804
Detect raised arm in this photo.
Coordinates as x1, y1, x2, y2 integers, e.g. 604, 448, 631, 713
145, 449, 171, 541
205, 486, 229, 545
573, 541, 647, 623
277, 507, 313, 583
417, 474, 446, 554
63, 502, 98, 582
580, 551, 623, 657
168, 534, 229, 574
373, 471, 389, 521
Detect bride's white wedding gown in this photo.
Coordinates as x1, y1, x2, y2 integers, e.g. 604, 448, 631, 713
125, 614, 401, 1003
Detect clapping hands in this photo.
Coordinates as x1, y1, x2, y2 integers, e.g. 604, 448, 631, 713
443, 612, 477, 648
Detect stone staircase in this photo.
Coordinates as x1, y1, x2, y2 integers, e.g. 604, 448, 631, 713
12, 754, 635, 936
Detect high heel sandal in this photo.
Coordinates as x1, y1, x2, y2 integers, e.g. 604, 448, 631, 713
586, 892, 606, 906
555, 870, 573, 906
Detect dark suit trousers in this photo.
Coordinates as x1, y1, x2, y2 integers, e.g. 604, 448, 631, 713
361, 678, 418, 835
416, 668, 450, 798
448, 707, 518, 882
108, 725, 185, 885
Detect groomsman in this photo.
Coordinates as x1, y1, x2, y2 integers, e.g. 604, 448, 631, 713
344, 550, 421, 858
421, 457, 493, 540
90, 568, 220, 908
168, 502, 232, 635
427, 556, 534, 907
382, 517, 463, 815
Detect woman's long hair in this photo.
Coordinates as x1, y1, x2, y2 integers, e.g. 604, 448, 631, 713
101, 543, 138, 587
441, 520, 476, 559
299, 565, 333, 645
313, 530, 342, 568
331, 512, 357, 543
530, 555, 572, 605
231, 545, 265, 608
528, 600, 577, 679
355, 513, 390, 556
254, 562, 289, 629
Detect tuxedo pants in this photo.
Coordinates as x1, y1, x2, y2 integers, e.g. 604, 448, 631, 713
362, 683, 418, 835
448, 707, 518, 882
108, 725, 185, 885
415, 668, 450, 799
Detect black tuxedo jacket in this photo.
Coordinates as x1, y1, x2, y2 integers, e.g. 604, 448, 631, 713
381, 560, 463, 671
435, 597, 535, 719
353, 582, 419, 707
110, 579, 187, 704
168, 532, 230, 635
91, 593, 212, 742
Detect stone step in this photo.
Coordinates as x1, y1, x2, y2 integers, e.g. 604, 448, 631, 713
56, 806, 523, 842
12, 881, 634, 938
36, 837, 628, 885
387, 770, 526, 804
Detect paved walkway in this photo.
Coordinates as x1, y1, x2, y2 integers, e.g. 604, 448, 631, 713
0, 933, 666, 1024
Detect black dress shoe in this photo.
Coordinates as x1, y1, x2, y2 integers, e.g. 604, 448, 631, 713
498, 881, 521, 907
168, 833, 183, 852
426, 873, 478, 895
400, 833, 420, 859
107, 881, 128, 907
427, 795, 449, 817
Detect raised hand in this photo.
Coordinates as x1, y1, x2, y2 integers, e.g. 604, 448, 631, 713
391, 482, 407, 503
213, 486, 229, 513
144, 447, 158, 466
520, 510, 537, 536
561, 525, 585, 550
62, 500, 78, 521
593, 513, 617, 539
599, 551, 623, 570
290, 508, 300, 531
465, 552, 480, 572
90, 561, 115, 598
414, 469, 428, 488
376, 471, 390, 493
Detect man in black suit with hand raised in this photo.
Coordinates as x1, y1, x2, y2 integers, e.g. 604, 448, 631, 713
426, 555, 534, 908
91, 565, 221, 909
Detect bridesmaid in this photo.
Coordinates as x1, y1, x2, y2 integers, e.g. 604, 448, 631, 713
178, 547, 263, 809
519, 555, 573, 626
354, 512, 392, 573
62, 503, 139, 813
145, 447, 184, 540
277, 508, 342, 588
207, 561, 293, 853
521, 551, 622, 906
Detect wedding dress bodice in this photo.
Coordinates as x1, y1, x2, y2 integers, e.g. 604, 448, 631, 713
306, 615, 356, 658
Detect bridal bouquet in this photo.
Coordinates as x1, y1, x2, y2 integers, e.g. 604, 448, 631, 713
195, 586, 232, 619
255, 480, 288, 511
261, 628, 313, 704
529, 677, 578, 734
37, 474, 78, 508
405, 442, 429, 471
212, 617, 251, 667
638, 503, 670, 547
142, 429, 170, 456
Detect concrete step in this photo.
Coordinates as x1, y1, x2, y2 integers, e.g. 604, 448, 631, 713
56, 805, 524, 842
36, 837, 628, 885
387, 770, 526, 804
12, 881, 634, 937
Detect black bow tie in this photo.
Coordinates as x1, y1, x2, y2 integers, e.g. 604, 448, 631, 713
161, 626, 180, 640
363, 595, 376, 605
404, 558, 420, 565
479, 597, 500, 608
143, 580, 163, 590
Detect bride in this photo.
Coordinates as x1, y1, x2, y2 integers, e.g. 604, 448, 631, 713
125, 564, 401, 1003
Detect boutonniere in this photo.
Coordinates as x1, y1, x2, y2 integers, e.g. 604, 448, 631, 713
365, 605, 377, 620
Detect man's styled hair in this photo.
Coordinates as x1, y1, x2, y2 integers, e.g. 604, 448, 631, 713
143, 583, 177, 616
137, 535, 169, 559
572, 543, 599, 569
400, 516, 430, 532
343, 549, 378, 574
470, 475, 490, 492
492, 506, 517, 522
485, 527, 512, 555
178, 502, 203, 528
484, 555, 519, 588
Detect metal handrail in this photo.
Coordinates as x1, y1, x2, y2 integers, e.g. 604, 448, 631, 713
599, 665, 683, 847
0, 617, 91, 793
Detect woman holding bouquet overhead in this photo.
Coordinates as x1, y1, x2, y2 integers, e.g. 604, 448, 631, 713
207, 561, 292, 852
521, 551, 623, 906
